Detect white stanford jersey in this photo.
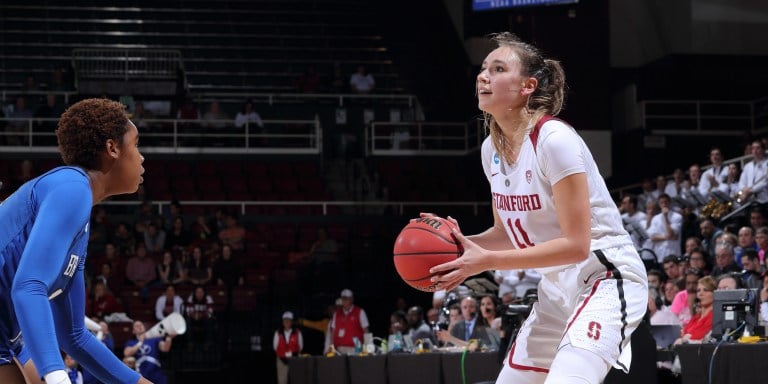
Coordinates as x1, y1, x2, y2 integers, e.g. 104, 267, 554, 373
481, 116, 632, 274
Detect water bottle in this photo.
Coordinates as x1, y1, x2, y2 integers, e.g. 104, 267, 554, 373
391, 331, 403, 352
353, 337, 362, 354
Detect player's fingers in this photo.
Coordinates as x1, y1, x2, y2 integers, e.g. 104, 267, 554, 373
429, 259, 459, 275
419, 212, 437, 218
446, 215, 459, 225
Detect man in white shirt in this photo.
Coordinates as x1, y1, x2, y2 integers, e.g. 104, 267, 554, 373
620, 194, 648, 250
739, 140, 768, 202
647, 194, 683, 264
699, 147, 729, 196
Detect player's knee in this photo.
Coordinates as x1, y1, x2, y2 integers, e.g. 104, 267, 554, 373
545, 344, 610, 384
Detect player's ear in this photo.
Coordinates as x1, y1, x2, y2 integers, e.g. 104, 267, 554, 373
520, 77, 537, 96
105, 138, 120, 159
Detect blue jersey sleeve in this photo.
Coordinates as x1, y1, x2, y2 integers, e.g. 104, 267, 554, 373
11, 180, 91, 377
53, 263, 140, 384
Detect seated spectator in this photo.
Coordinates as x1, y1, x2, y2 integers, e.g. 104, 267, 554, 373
34, 93, 64, 131
143, 222, 166, 256
234, 99, 263, 129
131, 101, 155, 131
63, 353, 84, 384
184, 285, 217, 350
662, 280, 680, 307
740, 249, 763, 289
735, 226, 759, 267
165, 216, 191, 252
191, 214, 215, 248
719, 163, 741, 197
449, 297, 494, 349
87, 280, 121, 319
406, 306, 436, 346
177, 95, 200, 120
759, 273, 768, 322
647, 194, 682, 264
94, 261, 123, 295
478, 294, 502, 331
699, 147, 728, 196
711, 243, 741, 277
212, 244, 244, 289
218, 214, 246, 252
716, 272, 743, 290
202, 100, 230, 129
157, 250, 186, 285
674, 276, 716, 344
184, 246, 212, 286
113, 222, 136, 256
7, 96, 34, 145
155, 284, 184, 321
125, 244, 158, 292
755, 226, 768, 263
648, 288, 679, 325
349, 65, 375, 94
670, 269, 703, 325
388, 310, 409, 351
309, 227, 339, 265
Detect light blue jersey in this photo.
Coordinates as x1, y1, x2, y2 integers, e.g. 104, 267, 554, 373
0, 166, 139, 384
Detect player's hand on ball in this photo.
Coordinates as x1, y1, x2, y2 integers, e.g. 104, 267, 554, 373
429, 229, 487, 292
418, 212, 463, 236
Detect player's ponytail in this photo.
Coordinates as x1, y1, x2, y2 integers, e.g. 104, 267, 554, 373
528, 59, 565, 117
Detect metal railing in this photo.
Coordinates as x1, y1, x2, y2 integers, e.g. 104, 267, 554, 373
72, 48, 183, 83
0, 117, 322, 155
0, 116, 482, 157
366, 121, 484, 156
100, 200, 491, 217
641, 99, 757, 135
193, 92, 417, 108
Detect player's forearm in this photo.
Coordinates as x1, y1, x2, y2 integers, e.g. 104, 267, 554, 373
466, 225, 513, 251
487, 236, 590, 270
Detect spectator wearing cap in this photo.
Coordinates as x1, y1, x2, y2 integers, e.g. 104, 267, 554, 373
274, 311, 303, 384
325, 289, 370, 355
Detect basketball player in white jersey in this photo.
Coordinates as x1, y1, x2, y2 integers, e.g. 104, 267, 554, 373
427, 32, 648, 384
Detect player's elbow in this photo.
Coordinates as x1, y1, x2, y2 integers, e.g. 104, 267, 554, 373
566, 239, 591, 264
11, 278, 48, 304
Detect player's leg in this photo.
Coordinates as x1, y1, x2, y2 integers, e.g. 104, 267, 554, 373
0, 363, 26, 384
561, 247, 648, 380
495, 288, 564, 384
18, 358, 44, 384
544, 343, 610, 384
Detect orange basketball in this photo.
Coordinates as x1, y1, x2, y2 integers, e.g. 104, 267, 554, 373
393, 217, 462, 292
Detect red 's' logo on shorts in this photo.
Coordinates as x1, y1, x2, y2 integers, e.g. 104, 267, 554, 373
587, 321, 602, 340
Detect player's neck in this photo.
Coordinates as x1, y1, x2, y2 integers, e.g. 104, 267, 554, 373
86, 170, 108, 204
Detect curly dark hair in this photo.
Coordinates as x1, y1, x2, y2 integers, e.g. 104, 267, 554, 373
56, 98, 129, 169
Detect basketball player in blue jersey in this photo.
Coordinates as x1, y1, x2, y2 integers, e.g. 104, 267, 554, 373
0, 98, 152, 384
427, 33, 648, 384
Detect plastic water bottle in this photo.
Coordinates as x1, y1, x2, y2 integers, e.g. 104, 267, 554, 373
353, 337, 362, 354
391, 332, 403, 352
